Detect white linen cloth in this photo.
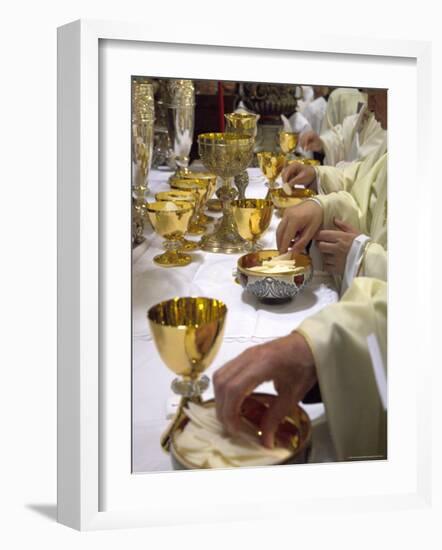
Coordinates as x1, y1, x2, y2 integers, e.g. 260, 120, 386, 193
132, 167, 339, 472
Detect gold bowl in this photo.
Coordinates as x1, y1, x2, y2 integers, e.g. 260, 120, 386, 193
231, 199, 274, 251
270, 187, 316, 210
170, 393, 312, 470
289, 157, 321, 167
236, 249, 313, 303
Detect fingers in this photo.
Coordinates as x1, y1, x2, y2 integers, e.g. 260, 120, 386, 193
281, 163, 303, 184
213, 348, 264, 435
260, 392, 293, 448
316, 240, 336, 254
315, 229, 341, 242
290, 230, 313, 255
323, 259, 336, 273
333, 218, 357, 233
279, 217, 302, 254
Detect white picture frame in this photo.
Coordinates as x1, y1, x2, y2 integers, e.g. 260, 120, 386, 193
57, 19, 433, 531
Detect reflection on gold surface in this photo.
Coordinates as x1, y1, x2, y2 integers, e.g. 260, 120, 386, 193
148, 297, 227, 379
146, 201, 194, 267
270, 187, 316, 210
279, 131, 298, 155
155, 191, 199, 251
169, 178, 209, 235
257, 151, 286, 199
231, 199, 274, 251
289, 157, 321, 167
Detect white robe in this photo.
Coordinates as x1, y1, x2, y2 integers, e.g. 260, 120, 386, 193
297, 277, 387, 461
320, 87, 367, 134
316, 152, 388, 283
320, 105, 387, 167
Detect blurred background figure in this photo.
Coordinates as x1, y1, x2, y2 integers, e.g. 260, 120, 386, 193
299, 88, 387, 167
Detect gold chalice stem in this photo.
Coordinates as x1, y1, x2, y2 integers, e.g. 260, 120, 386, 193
160, 372, 209, 452
265, 178, 278, 199
175, 155, 190, 177
234, 171, 249, 200
200, 177, 246, 253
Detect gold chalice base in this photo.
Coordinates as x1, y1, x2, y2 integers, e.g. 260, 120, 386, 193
153, 251, 192, 267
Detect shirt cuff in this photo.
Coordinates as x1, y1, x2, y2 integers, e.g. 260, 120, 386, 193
341, 234, 371, 296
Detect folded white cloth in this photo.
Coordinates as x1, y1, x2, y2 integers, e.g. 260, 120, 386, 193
174, 402, 292, 468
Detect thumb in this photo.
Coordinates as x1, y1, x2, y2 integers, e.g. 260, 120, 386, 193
333, 218, 356, 233
260, 394, 292, 449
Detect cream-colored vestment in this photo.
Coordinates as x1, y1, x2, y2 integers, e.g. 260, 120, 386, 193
316, 152, 388, 282
320, 106, 387, 167
297, 277, 387, 462
320, 88, 367, 134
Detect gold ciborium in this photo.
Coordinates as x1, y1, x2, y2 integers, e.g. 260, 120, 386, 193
148, 297, 227, 451
231, 199, 274, 251
146, 201, 194, 267
169, 178, 209, 235
155, 190, 199, 251
225, 113, 260, 200
198, 132, 255, 254
279, 130, 298, 156
257, 151, 286, 198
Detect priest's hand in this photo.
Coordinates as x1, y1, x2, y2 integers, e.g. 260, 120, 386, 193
213, 332, 317, 448
281, 162, 316, 190
315, 218, 361, 274
276, 199, 323, 254
299, 130, 323, 153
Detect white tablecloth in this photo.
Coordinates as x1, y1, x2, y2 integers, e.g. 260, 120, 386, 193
133, 167, 339, 473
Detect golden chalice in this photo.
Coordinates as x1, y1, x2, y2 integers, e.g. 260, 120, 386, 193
198, 132, 255, 254
279, 131, 298, 162
155, 190, 200, 251
231, 199, 274, 251
257, 151, 286, 198
225, 113, 260, 200
172, 171, 217, 225
148, 296, 227, 451
169, 178, 209, 235
146, 201, 194, 267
